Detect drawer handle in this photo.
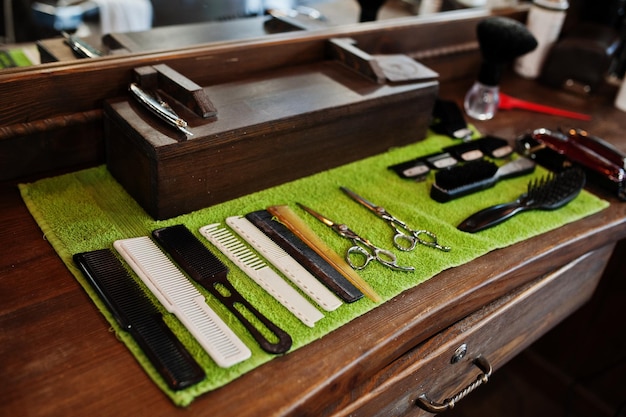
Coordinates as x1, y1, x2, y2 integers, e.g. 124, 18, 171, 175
415, 356, 493, 413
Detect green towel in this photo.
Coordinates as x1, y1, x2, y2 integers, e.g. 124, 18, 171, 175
1, 48, 33, 68
19, 132, 609, 406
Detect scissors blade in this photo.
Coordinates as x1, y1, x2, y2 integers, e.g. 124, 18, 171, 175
296, 203, 337, 228
340, 187, 381, 214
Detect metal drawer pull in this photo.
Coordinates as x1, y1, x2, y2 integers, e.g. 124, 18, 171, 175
416, 356, 493, 413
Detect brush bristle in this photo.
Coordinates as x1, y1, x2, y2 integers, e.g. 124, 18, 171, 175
476, 16, 538, 85
526, 168, 586, 208
435, 160, 499, 190
477, 17, 537, 62
431, 159, 499, 202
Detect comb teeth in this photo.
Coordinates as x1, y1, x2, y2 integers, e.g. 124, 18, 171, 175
226, 216, 342, 312
152, 224, 294, 355
152, 225, 228, 284
113, 237, 251, 368
199, 224, 324, 328
73, 249, 205, 390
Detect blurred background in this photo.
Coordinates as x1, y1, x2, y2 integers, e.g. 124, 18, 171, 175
1, 0, 521, 44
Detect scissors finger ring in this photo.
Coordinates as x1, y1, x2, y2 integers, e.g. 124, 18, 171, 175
346, 245, 374, 270
413, 230, 451, 252
374, 247, 415, 272
393, 233, 418, 252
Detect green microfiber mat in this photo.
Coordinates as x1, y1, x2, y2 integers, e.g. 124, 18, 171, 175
19, 132, 609, 406
0, 48, 33, 68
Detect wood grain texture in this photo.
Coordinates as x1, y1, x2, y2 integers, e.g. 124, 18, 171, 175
2, 172, 624, 417
2, 6, 626, 416
335, 245, 614, 417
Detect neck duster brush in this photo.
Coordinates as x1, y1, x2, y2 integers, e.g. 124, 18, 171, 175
464, 16, 537, 120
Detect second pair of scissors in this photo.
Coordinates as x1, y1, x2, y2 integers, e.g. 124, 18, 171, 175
341, 187, 451, 252
296, 203, 414, 272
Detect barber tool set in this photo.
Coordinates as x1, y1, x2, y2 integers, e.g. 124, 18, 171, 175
72, 184, 456, 390
70, 120, 621, 396
389, 126, 623, 232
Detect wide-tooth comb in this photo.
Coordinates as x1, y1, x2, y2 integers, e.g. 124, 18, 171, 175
199, 224, 324, 328
226, 216, 342, 312
457, 168, 586, 233
113, 236, 251, 367
73, 249, 205, 390
152, 224, 292, 354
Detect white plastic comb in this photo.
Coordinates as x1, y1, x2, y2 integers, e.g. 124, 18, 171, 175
113, 236, 251, 368
199, 224, 324, 328
226, 215, 342, 312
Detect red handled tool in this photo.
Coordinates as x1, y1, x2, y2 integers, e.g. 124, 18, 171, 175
499, 93, 591, 121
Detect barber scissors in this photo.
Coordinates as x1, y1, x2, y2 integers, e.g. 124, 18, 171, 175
296, 203, 414, 272
340, 187, 451, 252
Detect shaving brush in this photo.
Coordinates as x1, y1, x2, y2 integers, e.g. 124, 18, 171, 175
464, 17, 538, 120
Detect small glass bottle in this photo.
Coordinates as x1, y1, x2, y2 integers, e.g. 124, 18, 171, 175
464, 82, 500, 120
514, 0, 569, 79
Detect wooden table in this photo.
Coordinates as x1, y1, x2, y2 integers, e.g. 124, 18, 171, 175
2, 70, 626, 416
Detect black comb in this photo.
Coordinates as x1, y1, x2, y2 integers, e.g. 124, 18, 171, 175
152, 224, 292, 354
457, 168, 586, 233
245, 210, 363, 303
73, 249, 205, 390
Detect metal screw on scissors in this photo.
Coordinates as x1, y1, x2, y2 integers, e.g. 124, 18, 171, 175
296, 203, 415, 272
340, 187, 451, 252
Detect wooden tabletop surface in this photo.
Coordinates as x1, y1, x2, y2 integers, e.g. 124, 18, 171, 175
2, 73, 626, 417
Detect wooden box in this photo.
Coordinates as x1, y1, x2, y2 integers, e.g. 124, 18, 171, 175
104, 43, 438, 219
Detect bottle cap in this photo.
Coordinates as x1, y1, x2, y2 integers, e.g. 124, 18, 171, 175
533, 0, 569, 10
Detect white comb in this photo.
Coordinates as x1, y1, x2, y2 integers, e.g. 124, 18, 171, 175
226, 215, 342, 312
113, 236, 251, 368
199, 224, 324, 328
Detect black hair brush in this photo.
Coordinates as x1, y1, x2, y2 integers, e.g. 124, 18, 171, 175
431, 157, 536, 202
457, 167, 586, 233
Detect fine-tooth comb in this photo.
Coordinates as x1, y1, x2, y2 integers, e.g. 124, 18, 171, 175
457, 168, 586, 233
152, 224, 292, 354
113, 236, 251, 368
199, 224, 324, 328
226, 215, 342, 312
73, 249, 205, 390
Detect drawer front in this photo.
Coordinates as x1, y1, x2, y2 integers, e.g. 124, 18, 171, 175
336, 244, 614, 417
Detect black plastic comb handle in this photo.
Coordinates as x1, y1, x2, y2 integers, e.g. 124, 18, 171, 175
152, 224, 292, 354
73, 249, 205, 391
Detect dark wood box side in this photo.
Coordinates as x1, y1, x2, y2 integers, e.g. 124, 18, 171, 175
107, 85, 437, 219
104, 110, 157, 215
105, 63, 438, 219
